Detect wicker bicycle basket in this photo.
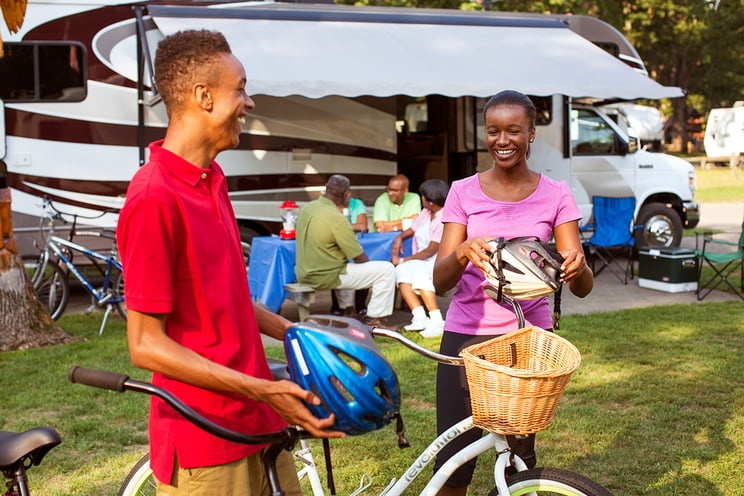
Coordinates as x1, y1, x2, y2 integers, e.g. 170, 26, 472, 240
460, 326, 581, 435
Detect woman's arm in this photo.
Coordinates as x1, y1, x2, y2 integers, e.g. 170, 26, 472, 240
391, 228, 414, 265
553, 221, 593, 298
433, 223, 492, 293
407, 241, 439, 261
351, 212, 368, 233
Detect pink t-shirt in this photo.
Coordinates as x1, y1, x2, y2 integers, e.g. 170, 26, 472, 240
118, 141, 286, 483
410, 207, 444, 255
441, 173, 581, 335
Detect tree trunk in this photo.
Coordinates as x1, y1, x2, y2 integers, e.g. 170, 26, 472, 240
0, 188, 80, 351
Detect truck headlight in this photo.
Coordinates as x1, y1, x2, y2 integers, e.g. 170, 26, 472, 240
688, 170, 696, 195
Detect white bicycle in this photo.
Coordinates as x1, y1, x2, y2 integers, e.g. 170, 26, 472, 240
70, 308, 612, 496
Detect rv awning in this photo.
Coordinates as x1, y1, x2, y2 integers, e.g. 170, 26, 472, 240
148, 4, 683, 100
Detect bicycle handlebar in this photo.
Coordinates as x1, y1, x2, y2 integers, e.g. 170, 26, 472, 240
371, 328, 464, 365
67, 366, 305, 447
41, 197, 119, 221
68, 366, 129, 391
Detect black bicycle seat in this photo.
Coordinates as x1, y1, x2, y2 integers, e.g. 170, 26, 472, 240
0, 426, 61, 469
267, 358, 290, 381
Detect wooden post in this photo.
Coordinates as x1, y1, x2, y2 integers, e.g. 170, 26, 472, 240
0, 187, 18, 271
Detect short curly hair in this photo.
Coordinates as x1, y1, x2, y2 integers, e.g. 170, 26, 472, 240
154, 30, 232, 116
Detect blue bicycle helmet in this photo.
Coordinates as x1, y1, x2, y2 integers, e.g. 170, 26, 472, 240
284, 316, 401, 436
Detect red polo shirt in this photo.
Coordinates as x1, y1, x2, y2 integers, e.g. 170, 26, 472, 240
117, 141, 286, 483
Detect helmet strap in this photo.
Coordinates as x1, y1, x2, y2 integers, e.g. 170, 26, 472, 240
322, 438, 337, 494
551, 284, 563, 330
395, 413, 410, 449
494, 237, 507, 302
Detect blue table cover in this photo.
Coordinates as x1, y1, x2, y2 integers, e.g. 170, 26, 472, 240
248, 232, 411, 312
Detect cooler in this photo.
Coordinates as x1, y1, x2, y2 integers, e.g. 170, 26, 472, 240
638, 247, 698, 293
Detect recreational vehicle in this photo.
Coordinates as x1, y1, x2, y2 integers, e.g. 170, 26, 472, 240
1, 0, 698, 248
703, 102, 744, 164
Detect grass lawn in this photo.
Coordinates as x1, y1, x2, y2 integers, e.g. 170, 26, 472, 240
2, 301, 744, 496
691, 165, 744, 203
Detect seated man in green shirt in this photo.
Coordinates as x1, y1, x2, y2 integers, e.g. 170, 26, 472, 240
295, 175, 396, 326
373, 174, 422, 232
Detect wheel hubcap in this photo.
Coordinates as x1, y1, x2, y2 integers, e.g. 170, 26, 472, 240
643, 215, 673, 246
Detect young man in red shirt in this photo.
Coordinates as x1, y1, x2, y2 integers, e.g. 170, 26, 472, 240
117, 30, 343, 496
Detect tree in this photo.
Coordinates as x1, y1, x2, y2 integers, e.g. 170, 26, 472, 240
489, 0, 744, 149
1, 0, 79, 350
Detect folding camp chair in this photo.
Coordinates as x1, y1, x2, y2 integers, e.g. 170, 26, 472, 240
695, 220, 744, 301
582, 196, 639, 284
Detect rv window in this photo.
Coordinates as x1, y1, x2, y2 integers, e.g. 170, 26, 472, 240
404, 102, 428, 133
571, 109, 618, 155
474, 95, 552, 151
593, 42, 620, 59
0, 42, 86, 102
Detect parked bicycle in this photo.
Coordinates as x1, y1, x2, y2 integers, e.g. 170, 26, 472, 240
23, 198, 126, 334
68, 306, 612, 496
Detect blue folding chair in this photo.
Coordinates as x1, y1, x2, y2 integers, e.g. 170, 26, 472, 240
582, 196, 640, 284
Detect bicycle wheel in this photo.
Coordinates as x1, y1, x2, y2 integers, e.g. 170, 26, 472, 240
112, 268, 127, 321
119, 453, 155, 496
492, 467, 613, 496
27, 257, 70, 320
22, 253, 44, 288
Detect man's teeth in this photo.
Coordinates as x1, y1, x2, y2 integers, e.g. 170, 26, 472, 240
238, 117, 246, 125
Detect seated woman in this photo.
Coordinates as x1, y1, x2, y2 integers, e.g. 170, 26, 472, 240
345, 196, 369, 233
391, 179, 449, 338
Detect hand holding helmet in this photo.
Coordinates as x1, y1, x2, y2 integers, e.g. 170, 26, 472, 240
481, 236, 565, 301
283, 316, 401, 436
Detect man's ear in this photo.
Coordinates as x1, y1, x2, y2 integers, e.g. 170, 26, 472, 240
194, 83, 213, 111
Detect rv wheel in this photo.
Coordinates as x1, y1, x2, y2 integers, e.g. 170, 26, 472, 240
634, 203, 683, 247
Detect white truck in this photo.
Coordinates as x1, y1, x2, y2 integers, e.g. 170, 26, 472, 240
603, 103, 665, 151
1, 0, 698, 248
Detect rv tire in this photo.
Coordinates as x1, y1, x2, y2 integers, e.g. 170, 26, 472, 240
635, 203, 683, 247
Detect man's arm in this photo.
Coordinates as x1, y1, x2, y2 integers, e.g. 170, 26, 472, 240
254, 304, 292, 340
375, 214, 418, 233
126, 309, 344, 438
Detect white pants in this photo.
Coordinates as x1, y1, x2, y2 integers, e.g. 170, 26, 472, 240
337, 261, 396, 318
395, 258, 435, 293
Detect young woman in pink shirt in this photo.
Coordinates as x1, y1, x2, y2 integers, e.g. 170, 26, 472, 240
431, 90, 594, 496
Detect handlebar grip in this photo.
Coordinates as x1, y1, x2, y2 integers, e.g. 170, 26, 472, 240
68, 366, 129, 392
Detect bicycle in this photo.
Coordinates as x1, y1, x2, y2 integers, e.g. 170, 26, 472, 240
23, 198, 126, 334
69, 307, 613, 496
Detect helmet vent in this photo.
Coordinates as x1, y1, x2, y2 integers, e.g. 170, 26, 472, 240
375, 379, 393, 402
334, 348, 366, 376
330, 376, 354, 402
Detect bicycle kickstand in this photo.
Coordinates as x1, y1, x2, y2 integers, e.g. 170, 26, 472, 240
99, 305, 114, 335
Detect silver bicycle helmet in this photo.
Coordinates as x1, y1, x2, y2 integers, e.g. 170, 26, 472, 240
482, 237, 565, 300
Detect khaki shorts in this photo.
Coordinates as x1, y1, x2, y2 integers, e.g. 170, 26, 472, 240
156, 449, 302, 496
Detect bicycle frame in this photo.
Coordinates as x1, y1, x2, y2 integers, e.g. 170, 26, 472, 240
382, 417, 527, 496
45, 234, 124, 306
43, 233, 124, 334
